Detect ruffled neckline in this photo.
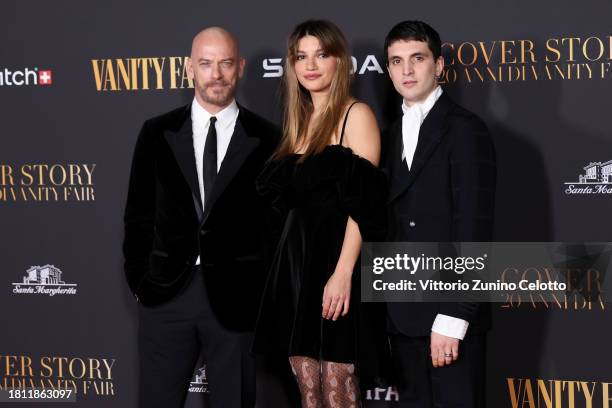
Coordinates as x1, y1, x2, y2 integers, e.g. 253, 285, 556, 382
289, 143, 352, 157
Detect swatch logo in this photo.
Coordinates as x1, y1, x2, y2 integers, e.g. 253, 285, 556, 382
0, 67, 53, 86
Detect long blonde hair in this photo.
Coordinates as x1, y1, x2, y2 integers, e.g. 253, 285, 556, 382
275, 20, 353, 161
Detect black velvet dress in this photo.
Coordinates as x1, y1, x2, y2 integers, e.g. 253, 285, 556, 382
252, 143, 392, 386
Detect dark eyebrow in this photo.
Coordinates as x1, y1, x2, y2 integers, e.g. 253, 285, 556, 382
389, 52, 427, 60
296, 48, 325, 54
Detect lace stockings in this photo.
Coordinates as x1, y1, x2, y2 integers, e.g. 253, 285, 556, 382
289, 356, 360, 408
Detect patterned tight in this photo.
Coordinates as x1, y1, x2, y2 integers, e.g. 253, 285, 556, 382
289, 356, 360, 408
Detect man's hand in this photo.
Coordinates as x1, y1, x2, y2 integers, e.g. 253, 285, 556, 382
430, 332, 459, 368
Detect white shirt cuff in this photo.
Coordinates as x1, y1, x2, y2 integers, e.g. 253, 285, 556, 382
195, 255, 200, 266
431, 314, 469, 340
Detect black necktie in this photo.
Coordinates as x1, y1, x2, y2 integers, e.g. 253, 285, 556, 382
203, 116, 217, 209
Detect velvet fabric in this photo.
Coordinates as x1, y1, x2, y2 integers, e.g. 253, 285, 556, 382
252, 144, 392, 387
123, 103, 280, 331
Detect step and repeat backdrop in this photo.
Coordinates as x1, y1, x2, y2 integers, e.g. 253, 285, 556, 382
1, 0, 611, 407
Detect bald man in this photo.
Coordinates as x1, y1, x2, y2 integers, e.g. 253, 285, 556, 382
123, 27, 280, 408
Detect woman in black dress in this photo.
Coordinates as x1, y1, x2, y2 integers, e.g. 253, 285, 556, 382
253, 20, 390, 407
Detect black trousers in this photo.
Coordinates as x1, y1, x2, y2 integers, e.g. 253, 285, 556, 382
138, 267, 255, 408
390, 334, 486, 408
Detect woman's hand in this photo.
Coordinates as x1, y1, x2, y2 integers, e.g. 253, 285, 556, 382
322, 268, 352, 321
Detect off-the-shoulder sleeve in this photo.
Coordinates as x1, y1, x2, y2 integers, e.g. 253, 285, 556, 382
339, 154, 388, 241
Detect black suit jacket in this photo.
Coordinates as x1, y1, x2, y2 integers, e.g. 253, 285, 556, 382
123, 103, 280, 331
381, 92, 496, 336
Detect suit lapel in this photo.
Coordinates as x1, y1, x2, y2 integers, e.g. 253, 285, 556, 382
387, 120, 410, 203
388, 92, 453, 203
164, 105, 204, 219
201, 107, 260, 224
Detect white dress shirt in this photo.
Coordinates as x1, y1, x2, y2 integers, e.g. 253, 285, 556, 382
400, 86, 469, 340
401, 85, 442, 169
192, 98, 239, 265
